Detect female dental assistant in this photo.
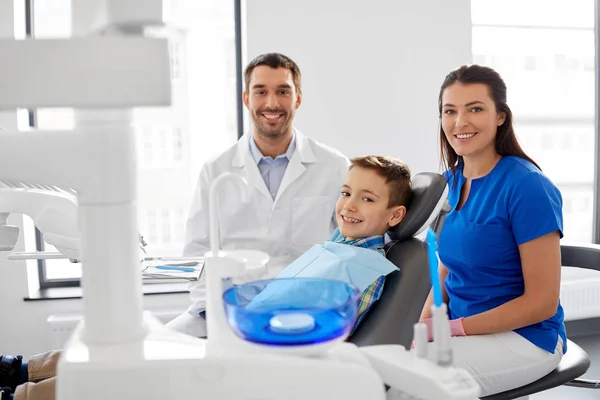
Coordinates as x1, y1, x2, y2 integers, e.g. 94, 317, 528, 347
418, 64, 566, 397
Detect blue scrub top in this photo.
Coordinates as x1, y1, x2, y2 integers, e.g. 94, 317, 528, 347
438, 156, 567, 354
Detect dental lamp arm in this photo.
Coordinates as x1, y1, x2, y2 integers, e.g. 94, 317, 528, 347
0, 212, 19, 251
0, 183, 149, 261
183, 167, 253, 258
204, 172, 252, 351
208, 172, 250, 255
182, 165, 212, 257
0, 185, 80, 259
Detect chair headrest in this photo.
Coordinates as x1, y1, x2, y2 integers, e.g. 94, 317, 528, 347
387, 172, 448, 242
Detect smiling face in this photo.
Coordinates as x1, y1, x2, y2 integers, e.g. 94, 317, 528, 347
335, 166, 405, 240
440, 82, 506, 160
243, 66, 302, 140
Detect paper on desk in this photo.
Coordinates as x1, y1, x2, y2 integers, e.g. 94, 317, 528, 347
141, 258, 204, 281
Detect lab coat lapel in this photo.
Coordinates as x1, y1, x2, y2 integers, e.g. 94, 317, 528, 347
273, 129, 316, 205
232, 135, 272, 201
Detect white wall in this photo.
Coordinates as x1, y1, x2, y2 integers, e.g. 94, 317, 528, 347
244, 0, 473, 175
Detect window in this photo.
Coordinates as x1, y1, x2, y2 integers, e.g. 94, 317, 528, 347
472, 0, 595, 243
524, 55, 537, 71
24, 0, 240, 287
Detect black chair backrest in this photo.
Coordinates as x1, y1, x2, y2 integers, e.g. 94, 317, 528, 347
387, 172, 448, 241
561, 243, 600, 272
349, 172, 448, 348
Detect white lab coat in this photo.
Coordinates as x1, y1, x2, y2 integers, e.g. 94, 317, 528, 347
167, 129, 350, 336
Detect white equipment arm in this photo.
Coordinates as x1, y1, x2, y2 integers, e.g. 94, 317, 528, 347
0, 180, 148, 261
0, 212, 18, 251
0, 181, 79, 259
0, 3, 171, 348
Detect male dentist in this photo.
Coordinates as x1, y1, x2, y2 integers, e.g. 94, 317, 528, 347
167, 53, 350, 337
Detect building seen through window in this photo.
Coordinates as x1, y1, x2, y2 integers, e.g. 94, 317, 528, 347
472, 0, 595, 242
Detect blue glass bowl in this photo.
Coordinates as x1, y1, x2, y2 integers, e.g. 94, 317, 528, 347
223, 278, 361, 346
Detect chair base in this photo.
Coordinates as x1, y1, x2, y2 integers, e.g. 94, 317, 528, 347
564, 378, 600, 389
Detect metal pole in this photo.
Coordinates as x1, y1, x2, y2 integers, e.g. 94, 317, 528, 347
593, 0, 600, 243
234, 0, 244, 139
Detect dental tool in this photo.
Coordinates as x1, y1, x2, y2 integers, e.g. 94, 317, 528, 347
426, 227, 454, 366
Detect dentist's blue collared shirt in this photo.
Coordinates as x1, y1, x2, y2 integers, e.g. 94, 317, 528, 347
249, 133, 296, 199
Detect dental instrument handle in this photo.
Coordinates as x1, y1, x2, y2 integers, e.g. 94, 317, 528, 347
413, 322, 428, 359
432, 303, 453, 366
426, 228, 442, 307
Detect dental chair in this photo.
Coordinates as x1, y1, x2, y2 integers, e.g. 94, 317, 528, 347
349, 171, 449, 349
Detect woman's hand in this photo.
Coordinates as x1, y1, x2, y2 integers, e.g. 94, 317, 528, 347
420, 317, 467, 341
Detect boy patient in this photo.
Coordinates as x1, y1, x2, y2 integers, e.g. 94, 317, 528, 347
251, 155, 412, 333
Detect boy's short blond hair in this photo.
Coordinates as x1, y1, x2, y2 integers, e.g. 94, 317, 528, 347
350, 155, 412, 208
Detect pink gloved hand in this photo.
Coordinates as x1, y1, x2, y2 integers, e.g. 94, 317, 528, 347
449, 318, 467, 337
419, 317, 467, 342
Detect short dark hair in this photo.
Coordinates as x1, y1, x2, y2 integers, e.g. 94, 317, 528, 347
350, 155, 412, 208
244, 53, 302, 94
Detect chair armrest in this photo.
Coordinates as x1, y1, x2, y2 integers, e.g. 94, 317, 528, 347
561, 242, 600, 272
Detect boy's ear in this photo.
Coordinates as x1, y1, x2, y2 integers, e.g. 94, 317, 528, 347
388, 205, 407, 228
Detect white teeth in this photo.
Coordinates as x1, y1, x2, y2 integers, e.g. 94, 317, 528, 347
263, 113, 282, 120
342, 216, 361, 223
456, 133, 476, 139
